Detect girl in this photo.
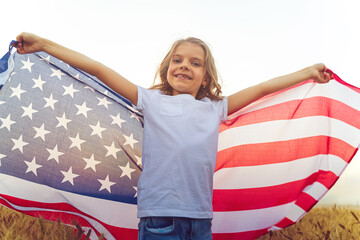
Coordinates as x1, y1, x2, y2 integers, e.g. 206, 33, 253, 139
14, 33, 332, 240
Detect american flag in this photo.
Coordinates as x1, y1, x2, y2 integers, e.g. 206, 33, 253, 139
0, 43, 359, 240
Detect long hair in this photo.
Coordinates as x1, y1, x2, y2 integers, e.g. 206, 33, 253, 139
151, 37, 223, 100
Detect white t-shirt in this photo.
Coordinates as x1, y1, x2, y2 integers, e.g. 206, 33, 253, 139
136, 86, 228, 218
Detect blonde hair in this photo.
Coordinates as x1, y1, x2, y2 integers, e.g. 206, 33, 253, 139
151, 37, 223, 100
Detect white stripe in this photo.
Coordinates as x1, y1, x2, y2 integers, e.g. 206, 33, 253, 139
218, 116, 360, 152
214, 154, 347, 189
285, 204, 306, 223
0, 173, 138, 229
268, 226, 282, 231
303, 181, 329, 201
229, 80, 360, 119
0, 196, 114, 240
212, 202, 293, 233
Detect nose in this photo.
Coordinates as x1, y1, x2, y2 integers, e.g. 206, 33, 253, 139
180, 61, 190, 70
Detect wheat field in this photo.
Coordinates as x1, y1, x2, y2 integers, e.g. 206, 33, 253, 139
258, 205, 360, 240
0, 205, 359, 239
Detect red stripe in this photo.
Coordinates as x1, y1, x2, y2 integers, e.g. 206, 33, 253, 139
274, 217, 295, 229
295, 192, 318, 213
330, 70, 360, 93
213, 170, 338, 211
216, 136, 354, 170
212, 228, 268, 240
221, 97, 360, 132
0, 193, 88, 212
0, 194, 138, 240
317, 170, 339, 189
294, 171, 339, 213
0, 193, 107, 224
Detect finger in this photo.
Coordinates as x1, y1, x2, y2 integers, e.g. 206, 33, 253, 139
325, 72, 332, 81
12, 41, 21, 48
319, 72, 326, 82
322, 64, 328, 72
16, 34, 24, 43
316, 63, 325, 71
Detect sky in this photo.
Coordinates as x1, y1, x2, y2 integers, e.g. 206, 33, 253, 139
1, 0, 360, 205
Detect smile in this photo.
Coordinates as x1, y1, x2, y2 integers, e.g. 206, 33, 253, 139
175, 74, 192, 80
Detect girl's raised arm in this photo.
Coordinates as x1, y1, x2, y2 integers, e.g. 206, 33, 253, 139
14, 32, 138, 105
227, 64, 332, 115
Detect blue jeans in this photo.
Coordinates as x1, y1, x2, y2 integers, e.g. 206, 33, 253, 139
138, 217, 212, 240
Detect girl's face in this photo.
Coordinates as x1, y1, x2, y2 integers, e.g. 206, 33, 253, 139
166, 42, 207, 97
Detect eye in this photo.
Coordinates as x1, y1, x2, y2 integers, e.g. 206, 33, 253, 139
192, 62, 201, 67
172, 58, 181, 63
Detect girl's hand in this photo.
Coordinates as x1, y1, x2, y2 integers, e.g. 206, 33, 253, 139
13, 32, 44, 54
308, 63, 332, 84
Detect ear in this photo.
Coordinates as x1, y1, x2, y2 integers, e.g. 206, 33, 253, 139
202, 80, 207, 88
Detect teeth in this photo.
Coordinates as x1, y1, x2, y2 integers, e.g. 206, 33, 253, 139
177, 74, 190, 79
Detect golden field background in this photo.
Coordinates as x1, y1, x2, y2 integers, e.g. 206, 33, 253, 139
258, 205, 360, 240
0, 205, 359, 239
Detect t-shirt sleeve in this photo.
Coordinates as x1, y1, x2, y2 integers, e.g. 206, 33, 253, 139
136, 86, 145, 111
136, 86, 157, 112
136, 86, 153, 111
213, 97, 228, 123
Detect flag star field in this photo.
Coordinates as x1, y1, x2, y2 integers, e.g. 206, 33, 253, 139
0, 50, 143, 205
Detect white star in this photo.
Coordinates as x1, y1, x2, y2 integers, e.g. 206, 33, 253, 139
135, 155, 142, 166
62, 83, 79, 98
0, 114, 16, 131
56, 113, 71, 130
33, 124, 51, 141
11, 135, 29, 153
73, 73, 81, 80
83, 154, 101, 172
90, 121, 106, 138
119, 162, 136, 180
97, 96, 112, 109
104, 142, 121, 158
44, 94, 58, 110
47, 145, 64, 163
133, 186, 138, 197
123, 133, 139, 149
50, 68, 66, 80
21, 103, 38, 120
32, 74, 46, 91
21, 57, 34, 72
0, 100, 4, 105
111, 113, 126, 128
75, 102, 92, 118
39, 55, 51, 62
69, 133, 86, 150
130, 112, 142, 122
0, 153, 6, 167
25, 157, 42, 176
98, 175, 116, 193
61, 167, 79, 186
10, 84, 26, 100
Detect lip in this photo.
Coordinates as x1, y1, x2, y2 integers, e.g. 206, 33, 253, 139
174, 73, 192, 80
